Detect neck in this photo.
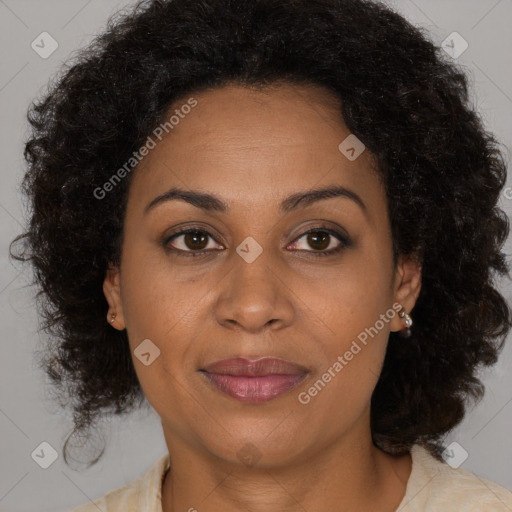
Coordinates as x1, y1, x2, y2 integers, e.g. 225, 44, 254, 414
160, 421, 411, 512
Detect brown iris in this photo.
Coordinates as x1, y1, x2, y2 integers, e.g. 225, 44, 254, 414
184, 231, 208, 250
307, 231, 330, 251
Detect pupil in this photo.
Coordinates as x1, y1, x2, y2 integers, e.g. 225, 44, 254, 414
308, 231, 329, 250
185, 231, 207, 250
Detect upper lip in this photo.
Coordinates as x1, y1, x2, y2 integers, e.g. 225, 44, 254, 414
201, 357, 309, 376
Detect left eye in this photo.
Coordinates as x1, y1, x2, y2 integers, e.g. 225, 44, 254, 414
289, 229, 346, 253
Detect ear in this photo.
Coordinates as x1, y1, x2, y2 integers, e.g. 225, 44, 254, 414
389, 253, 422, 333
103, 265, 126, 330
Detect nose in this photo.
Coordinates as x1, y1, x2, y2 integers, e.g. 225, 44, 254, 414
214, 250, 295, 333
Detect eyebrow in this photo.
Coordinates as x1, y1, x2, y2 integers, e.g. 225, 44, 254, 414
144, 185, 367, 216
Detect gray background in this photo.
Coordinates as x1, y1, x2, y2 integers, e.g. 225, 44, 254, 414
0, 1, 511, 511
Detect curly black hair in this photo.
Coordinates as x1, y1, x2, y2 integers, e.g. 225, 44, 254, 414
11, 0, 512, 467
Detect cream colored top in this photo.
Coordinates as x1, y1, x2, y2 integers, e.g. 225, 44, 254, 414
69, 444, 512, 511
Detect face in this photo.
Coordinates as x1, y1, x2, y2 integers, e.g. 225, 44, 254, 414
104, 82, 421, 467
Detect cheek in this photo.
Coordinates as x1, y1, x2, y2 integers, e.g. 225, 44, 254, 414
296, 249, 394, 400
298, 298, 392, 431
117, 262, 208, 420
120, 242, 213, 344
295, 249, 394, 343
118, 247, 209, 415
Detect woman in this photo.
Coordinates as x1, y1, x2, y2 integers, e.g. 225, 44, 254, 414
12, 0, 512, 510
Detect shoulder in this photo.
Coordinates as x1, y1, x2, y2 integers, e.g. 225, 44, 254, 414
397, 444, 512, 511
68, 453, 170, 512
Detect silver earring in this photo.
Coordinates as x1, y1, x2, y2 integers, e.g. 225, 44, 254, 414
110, 312, 116, 324
398, 307, 412, 338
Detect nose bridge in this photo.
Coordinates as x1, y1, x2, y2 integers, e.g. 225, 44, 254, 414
214, 245, 294, 332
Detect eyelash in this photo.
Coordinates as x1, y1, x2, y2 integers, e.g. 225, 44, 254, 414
162, 225, 351, 258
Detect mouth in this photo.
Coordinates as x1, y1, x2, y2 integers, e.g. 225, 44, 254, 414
199, 357, 309, 403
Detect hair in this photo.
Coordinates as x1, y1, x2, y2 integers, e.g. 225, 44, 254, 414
11, 0, 512, 467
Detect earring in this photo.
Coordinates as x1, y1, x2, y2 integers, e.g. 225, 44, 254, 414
398, 307, 412, 338
110, 312, 116, 324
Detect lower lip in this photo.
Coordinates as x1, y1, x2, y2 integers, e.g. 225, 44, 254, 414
201, 372, 307, 403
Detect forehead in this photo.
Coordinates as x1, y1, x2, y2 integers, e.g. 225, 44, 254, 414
128, 82, 384, 216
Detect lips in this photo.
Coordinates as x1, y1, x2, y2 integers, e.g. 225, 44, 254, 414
200, 357, 309, 403
202, 357, 308, 376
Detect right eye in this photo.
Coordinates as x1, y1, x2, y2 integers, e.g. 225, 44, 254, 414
163, 228, 224, 256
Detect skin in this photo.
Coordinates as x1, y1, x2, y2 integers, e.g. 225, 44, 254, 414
103, 82, 422, 512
